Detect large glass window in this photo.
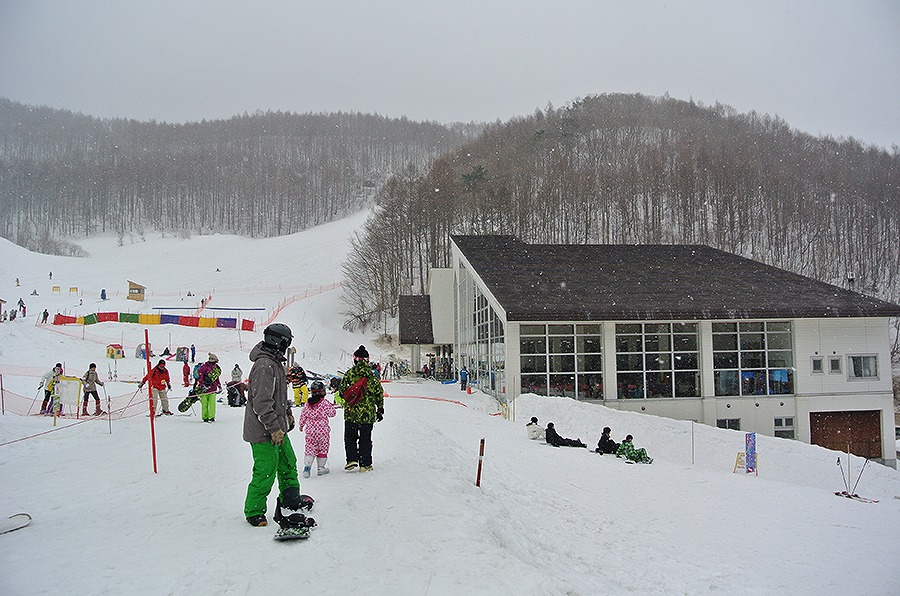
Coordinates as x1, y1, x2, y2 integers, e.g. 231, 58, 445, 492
712, 321, 794, 396
520, 324, 603, 400
614, 322, 699, 399
457, 262, 505, 398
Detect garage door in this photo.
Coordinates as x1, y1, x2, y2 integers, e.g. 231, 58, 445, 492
809, 410, 881, 459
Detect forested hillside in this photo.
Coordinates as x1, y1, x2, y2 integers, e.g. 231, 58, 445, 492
344, 94, 900, 332
0, 98, 477, 250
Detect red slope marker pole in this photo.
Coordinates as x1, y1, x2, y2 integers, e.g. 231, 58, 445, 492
475, 438, 485, 487
145, 329, 158, 474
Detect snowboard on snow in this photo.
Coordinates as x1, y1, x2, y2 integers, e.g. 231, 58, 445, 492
273, 494, 316, 541
0, 513, 32, 534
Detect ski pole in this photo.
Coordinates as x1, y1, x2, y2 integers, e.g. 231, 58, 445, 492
850, 458, 870, 494
103, 385, 112, 434
836, 457, 850, 493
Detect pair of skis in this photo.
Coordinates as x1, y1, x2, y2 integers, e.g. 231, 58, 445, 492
835, 456, 878, 503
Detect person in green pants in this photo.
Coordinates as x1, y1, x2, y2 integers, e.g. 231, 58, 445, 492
196, 353, 222, 422
243, 323, 303, 527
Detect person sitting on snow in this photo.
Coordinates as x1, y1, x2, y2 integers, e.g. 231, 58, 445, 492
616, 434, 653, 463
526, 416, 543, 440
545, 422, 587, 448
595, 426, 619, 454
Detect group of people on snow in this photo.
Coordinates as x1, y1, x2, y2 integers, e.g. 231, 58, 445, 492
526, 417, 653, 463
242, 325, 385, 528
37, 362, 108, 417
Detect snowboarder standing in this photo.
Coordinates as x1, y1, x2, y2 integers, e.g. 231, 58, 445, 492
139, 360, 173, 416
17, 298, 25, 317
190, 343, 196, 363
243, 323, 302, 527
81, 363, 106, 415
182, 360, 191, 387
338, 345, 385, 472
196, 353, 221, 422
459, 366, 469, 391
298, 381, 336, 478
41, 309, 49, 324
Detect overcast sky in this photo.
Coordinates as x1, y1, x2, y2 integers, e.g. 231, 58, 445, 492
1, 1, 898, 148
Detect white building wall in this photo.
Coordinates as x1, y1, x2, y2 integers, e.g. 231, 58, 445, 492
428, 268, 455, 344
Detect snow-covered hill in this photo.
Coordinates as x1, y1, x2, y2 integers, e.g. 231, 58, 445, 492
0, 213, 898, 595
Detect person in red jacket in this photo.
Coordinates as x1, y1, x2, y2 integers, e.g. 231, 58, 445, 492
139, 360, 173, 415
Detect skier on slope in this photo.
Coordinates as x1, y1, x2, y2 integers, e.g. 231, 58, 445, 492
139, 360, 173, 416
38, 363, 63, 415
81, 363, 106, 416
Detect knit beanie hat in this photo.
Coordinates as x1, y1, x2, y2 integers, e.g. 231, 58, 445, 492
353, 345, 369, 360
208, 352, 219, 362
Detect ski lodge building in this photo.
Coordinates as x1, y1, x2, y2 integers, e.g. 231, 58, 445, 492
399, 235, 900, 467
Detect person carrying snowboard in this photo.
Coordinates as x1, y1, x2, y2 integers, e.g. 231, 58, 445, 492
139, 359, 173, 416
338, 345, 385, 472
297, 381, 336, 478
81, 363, 106, 415
243, 323, 304, 527
195, 353, 221, 422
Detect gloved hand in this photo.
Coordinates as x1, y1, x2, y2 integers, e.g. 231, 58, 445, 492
271, 429, 285, 445
38, 383, 43, 390
376, 407, 384, 422
166, 384, 172, 391
138, 382, 145, 389
287, 413, 295, 432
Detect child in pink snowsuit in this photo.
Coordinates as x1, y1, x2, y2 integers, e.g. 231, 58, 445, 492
298, 380, 336, 478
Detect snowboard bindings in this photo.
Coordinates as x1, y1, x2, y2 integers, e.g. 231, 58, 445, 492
272, 488, 316, 541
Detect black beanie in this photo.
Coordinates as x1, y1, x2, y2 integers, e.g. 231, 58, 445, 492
353, 345, 369, 360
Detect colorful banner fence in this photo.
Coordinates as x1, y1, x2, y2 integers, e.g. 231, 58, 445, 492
53, 312, 254, 331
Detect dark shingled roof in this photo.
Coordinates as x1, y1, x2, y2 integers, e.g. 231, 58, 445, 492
398, 295, 434, 344
451, 235, 900, 321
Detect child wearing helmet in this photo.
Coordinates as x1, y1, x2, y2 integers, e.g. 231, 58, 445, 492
287, 364, 309, 406
297, 380, 336, 478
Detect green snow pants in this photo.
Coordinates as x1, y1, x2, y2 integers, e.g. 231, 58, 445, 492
243, 435, 300, 518
200, 392, 216, 420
